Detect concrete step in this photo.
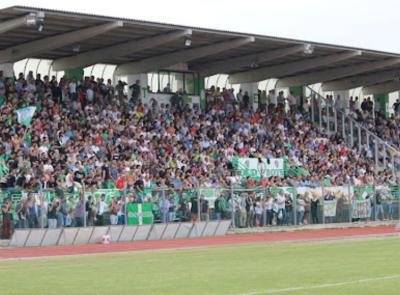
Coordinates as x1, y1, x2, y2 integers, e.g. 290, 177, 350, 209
0, 239, 10, 247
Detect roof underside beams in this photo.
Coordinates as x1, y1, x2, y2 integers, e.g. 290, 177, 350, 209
114, 37, 255, 76
228, 50, 362, 84
0, 21, 123, 63
52, 29, 192, 71
193, 44, 307, 77
322, 68, 400, 91
0, 13, 44, 34
363, 81, 400, 95
276, 58, 400, 88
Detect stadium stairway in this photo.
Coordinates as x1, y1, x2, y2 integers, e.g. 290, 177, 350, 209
306, 86, 400, 174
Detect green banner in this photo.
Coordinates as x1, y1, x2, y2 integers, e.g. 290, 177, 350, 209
127, 203, 154, 225
232, 157, 284, 180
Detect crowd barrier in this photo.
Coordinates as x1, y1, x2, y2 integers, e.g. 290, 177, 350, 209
9, 220, 231, 247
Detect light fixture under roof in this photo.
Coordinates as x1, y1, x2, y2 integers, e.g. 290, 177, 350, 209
25, 12, 45, 31
303, 44, 314, 55
25, 13, 37, 26
184, 36, 192, 47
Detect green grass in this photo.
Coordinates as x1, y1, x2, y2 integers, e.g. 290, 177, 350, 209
1, 236, 400, 295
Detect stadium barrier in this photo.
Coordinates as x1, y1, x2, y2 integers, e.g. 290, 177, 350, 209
8, 220, 232, 247
1, 184, 399, 240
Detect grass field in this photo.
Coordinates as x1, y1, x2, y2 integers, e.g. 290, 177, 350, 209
1, 236, 399, 295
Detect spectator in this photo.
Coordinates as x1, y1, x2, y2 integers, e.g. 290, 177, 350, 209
109, 197, 118, 225
95, 194, 107, 226
47, 197, 58, 229
129, 79, 141, 104
310, 194, 319, 224
297, 194, 305, 225
2, 199, 13, 238
200, 195, 209, 222
74, 195, 85, 227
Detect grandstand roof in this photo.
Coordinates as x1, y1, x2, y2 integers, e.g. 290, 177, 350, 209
1, 6, 400, 87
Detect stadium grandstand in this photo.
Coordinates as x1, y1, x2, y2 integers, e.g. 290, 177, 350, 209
1, 5, 400, 242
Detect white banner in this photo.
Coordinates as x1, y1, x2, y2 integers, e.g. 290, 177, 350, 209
236, 158, 284, 178
323, 200, 337, 217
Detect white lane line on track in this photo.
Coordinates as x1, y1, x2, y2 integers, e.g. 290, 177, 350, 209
234, 274, 400, 295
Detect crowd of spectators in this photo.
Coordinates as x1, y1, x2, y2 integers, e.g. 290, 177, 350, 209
1, 69, 400, 236
0, 70, 397, 197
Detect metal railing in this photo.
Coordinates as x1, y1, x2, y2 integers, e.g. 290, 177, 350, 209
1, 183, 399, 239
306, 86, 400, 175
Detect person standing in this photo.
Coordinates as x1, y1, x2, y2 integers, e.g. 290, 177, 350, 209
375, 192, 384, 221
47, 198, 58, 229
297, 195, 305, 225
117, 196, 126, 225
168, 196, 176, 223
276, 190, 286, 226
16, 197, 28, 229
285, 194, 293, 226
177, 192, 187, 222
190, 194, 199, 222
1, 199, 13, 239
96, 194, 107, 226
74, 196, 85, 227
214, 195, 222, 221
254, 198, 263, 227
59, 196, 68, 227
85, 195, 95, 226
109, 197, 118, 225
159, 194, 170, 223
27, 196, 38, 228
200, 196, 209, 222
310, 194, 319, 224
265, 196, 274, 226
129, 79, 141, 105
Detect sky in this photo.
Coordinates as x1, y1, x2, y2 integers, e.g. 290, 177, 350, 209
1, 0, 400, 53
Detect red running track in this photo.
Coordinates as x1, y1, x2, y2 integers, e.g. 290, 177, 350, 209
0, 226, 397, 260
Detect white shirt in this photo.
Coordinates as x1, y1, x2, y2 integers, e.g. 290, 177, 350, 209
69, 82, 77, 93
268, 94, 277, 105
86, 89, 94, 102
97, 201, 107, 215
276, 194, 286, 210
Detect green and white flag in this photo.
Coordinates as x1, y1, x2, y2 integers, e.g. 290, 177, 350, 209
127, 203, 154, 225
16, 106, 36, 127
233, 157, 284, 180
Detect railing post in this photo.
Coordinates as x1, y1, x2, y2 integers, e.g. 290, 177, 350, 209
311, 96, 315, 123
392, 152, 396, 176
334, 109, 338, 133
230, 186, 235, 228
293, 190, 297, 226
350, 119, 354, 147
383, 144, 387, 168
398, 178, 400, 221
348, 179, 353, 223
327, 105, 331, 134
197, 187, 201, 222
375, 138, 379, 172
40, 183, 44, 229
321, 184, 325, 224
263, 187, 267, 227
124, 189, 128, 225
358, 125, 362, 152
319, 98, 322, 131
342, 112, 346, 139
83, 183, 87, 228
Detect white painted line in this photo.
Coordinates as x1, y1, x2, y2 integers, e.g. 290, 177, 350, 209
234, 274, 400, 295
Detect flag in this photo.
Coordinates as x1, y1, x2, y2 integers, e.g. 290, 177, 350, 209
127, 203, 154, 225
16, 106, 36, 127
